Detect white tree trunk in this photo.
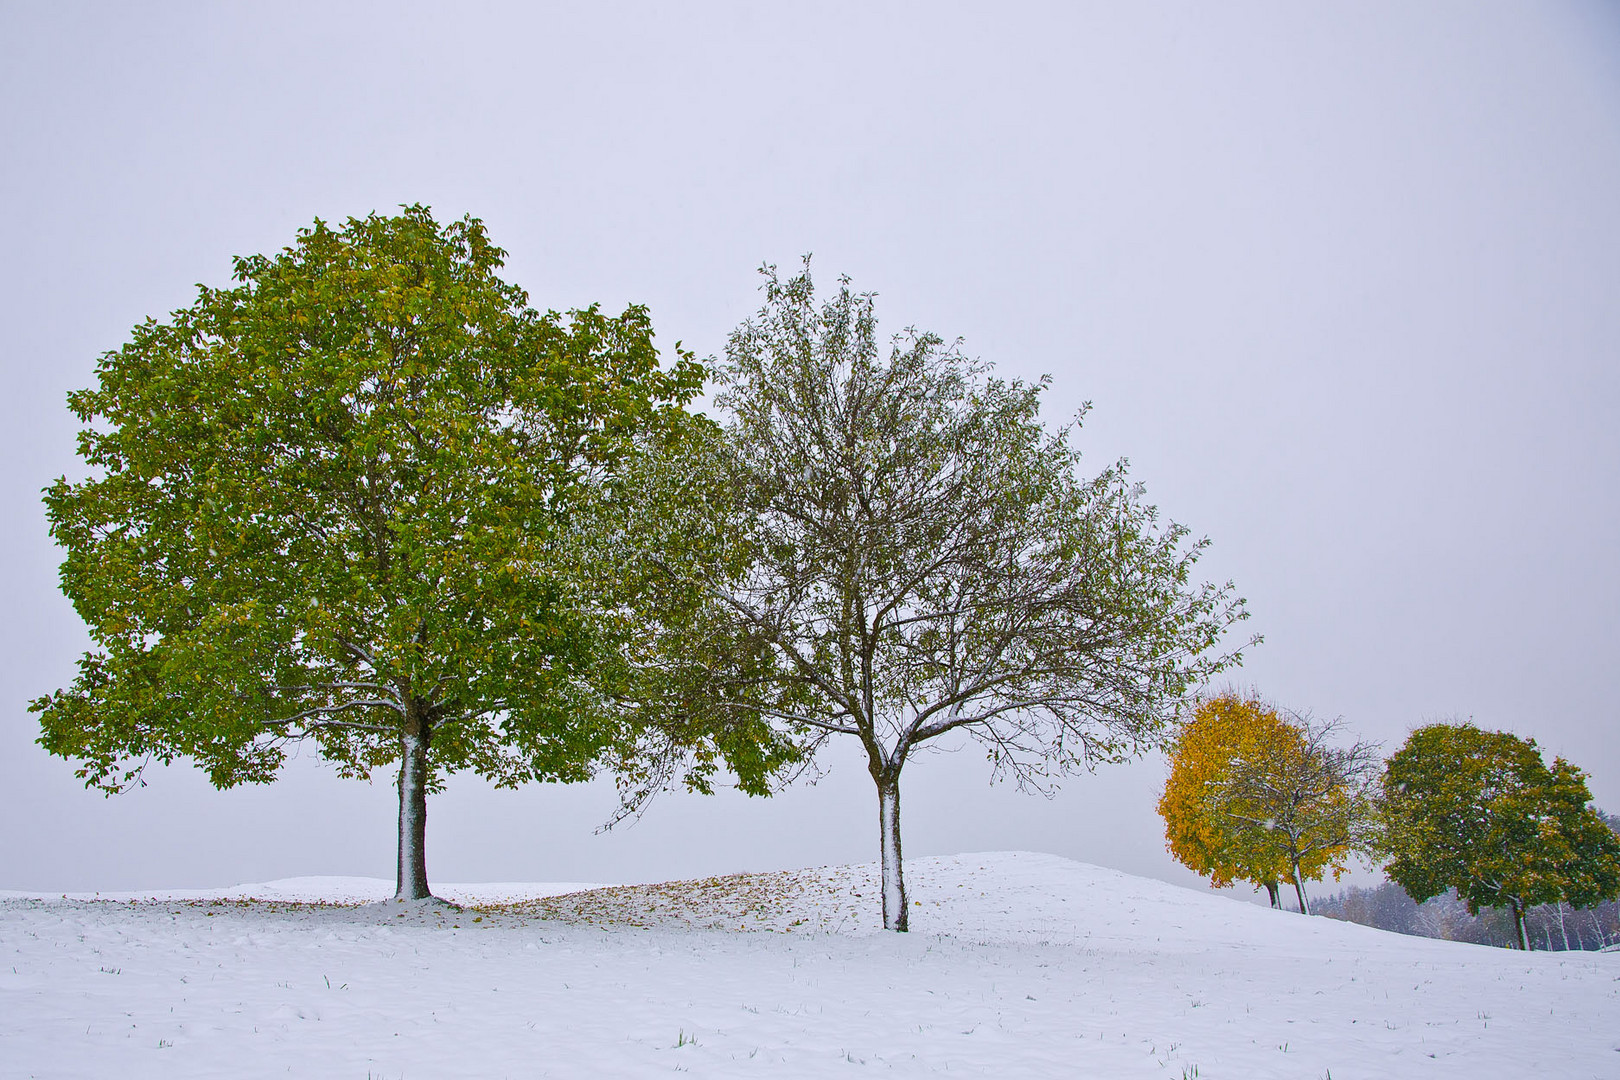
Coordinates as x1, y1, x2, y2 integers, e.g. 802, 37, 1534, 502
395, 718, 432, 901
1290, 859, 1311, 916
877, 778, 908, 932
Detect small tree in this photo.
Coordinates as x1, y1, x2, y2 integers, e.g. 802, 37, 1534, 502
1159, 694, 1377, 913
1380, 723, 1620, 949
694, 261, 1252, 931
1220, 708, 1380, 915
32, 208, 782, 900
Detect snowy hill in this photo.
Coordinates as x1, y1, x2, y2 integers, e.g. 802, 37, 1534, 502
3, 852, 1615, 1077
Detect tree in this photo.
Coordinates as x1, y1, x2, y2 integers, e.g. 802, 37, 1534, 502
1219, 707, 1380, 915
1159, 694, 1292, 908
1159, 694, 1378, 913
32, 207, 780, 900
1380, 723, 1620, 950
690, 261, 1252, 931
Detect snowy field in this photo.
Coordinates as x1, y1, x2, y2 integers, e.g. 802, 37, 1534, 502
3, 851, 1615, 1078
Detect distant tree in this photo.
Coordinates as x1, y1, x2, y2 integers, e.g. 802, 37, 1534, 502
1318, 878, 1620, 951
1158, 694, 1291, 908
32, 208, 790, 901
1380, 724, 1620, 950
1159, 693, 1378, 914
1314, 881, 1422, 936
686, 260, 1252, 931
1601, 809, 1620, 838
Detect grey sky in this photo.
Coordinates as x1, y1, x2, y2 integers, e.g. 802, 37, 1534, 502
4, 2, 1618, 897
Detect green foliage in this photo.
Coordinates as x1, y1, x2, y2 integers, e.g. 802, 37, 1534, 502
1381, 723, 1620, 946
33, 206, 786, 832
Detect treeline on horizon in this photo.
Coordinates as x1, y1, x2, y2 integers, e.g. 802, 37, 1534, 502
1316, 814, 1620, 952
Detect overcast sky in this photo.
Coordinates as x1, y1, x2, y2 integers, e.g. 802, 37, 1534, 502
4, 2, 1618, 899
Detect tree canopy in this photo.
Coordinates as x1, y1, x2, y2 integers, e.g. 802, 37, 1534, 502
33, 207, 787, 899
1160, 694, 1378, 914
1380, 723, 1620, 949
688, 260, 1252, 930
1160, 694, 1293, 907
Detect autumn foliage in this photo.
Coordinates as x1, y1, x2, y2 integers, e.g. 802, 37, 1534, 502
1160, 695, 1290, 905
1159, 693, 1376, 912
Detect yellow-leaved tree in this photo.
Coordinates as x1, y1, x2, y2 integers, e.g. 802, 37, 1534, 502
1158, 693, 1379, 913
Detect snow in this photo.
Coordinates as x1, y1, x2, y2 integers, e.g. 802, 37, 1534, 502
3, 852, 1615, 1078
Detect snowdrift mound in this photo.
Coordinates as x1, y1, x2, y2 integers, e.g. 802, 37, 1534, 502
484, 851, 1397, 949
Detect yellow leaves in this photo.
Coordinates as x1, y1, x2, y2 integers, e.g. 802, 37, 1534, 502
1159, 693, 1295, 888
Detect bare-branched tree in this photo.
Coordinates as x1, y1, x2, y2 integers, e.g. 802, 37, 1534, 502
1217, 710, 1382, 915
689, 261, 1254, 930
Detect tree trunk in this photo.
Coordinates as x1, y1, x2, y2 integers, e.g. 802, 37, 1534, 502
1290, 859, 1311, 916
877, 776, 908, 932
1510, 898, 1529, 950
395, 706, 432, 901
1264, 881, 1281, 909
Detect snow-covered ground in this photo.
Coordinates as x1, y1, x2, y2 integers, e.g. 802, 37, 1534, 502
3, 851, 1615, 1078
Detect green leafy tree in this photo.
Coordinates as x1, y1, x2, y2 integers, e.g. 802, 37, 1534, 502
688, 260, 1252, 931
33, 207, 783, 900
1381, 723, 1620, 949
